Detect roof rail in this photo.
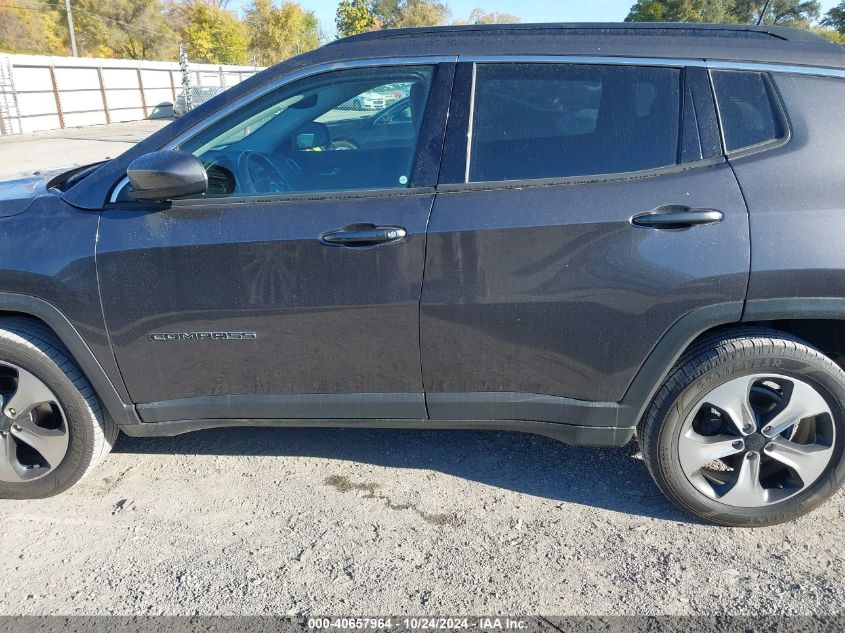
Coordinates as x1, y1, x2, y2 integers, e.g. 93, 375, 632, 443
328, 22, 832, 47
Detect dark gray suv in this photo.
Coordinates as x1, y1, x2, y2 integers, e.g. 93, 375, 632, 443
1, 23, 844, 527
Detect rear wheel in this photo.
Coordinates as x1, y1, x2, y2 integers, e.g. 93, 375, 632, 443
639, 329, 845, 526
0, 319, 117, 499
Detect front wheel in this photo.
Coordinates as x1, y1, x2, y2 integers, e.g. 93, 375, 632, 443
639, 329, 845, 526
0, 319, 117, 499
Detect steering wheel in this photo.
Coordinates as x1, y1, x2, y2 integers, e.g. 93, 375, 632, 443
237, 151, 291, 195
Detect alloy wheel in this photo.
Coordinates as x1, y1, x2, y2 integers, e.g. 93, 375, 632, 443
0, 361, 69, 482
678, 373, 836, 507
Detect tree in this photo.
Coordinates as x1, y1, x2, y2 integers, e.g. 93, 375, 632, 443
0, 4, 66, 55
72, 0, 177, 60
394, 0, 450, 27
625, 0, 732, 23
245, 0, 319, 65
753, 0, 820, 26
171, 0, 249, 64
336, 0, 377, 36
371, 0, 449, 28
626, 0, 820, 25
822, 1, 845, 33
370, 0, 401, 27
464, 8, 521, 24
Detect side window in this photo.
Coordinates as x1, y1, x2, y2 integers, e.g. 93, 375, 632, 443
177, 65, 435, 197
468, 63, 682, 183
711, 71, 786, 152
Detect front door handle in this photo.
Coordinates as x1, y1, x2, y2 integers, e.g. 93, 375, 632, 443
321, 224, 407, 246
631, 206, 723, 229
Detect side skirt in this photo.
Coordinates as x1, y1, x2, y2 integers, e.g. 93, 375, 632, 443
121, 417, 635, 447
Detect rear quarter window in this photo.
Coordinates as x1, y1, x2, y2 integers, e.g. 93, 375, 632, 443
711, 71, 787, 153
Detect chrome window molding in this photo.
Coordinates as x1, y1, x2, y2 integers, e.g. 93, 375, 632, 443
460, 55, 845, 79
460, 55, 708, 68
705, 60, 845, 79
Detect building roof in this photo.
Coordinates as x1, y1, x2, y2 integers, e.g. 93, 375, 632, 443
326, 22, 845, 70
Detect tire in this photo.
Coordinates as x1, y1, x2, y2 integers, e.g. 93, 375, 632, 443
639, 328, 845, 527
0, 318, 118, 499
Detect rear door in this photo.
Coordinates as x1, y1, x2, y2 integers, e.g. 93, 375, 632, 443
97, 62, 453, 422
420, 61, 750, 422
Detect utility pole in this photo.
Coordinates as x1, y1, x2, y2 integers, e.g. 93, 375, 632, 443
757, 0, 772, 25
65, 0, 78, 57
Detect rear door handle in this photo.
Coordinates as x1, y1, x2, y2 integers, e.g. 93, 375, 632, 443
631, 206, 723, 229
321, 224, 407, 246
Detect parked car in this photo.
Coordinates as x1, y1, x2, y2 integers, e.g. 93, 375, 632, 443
325, 97, 416, 151
340, 90, 389, 111
1, 23, 844, 527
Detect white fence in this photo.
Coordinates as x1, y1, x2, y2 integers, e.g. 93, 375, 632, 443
0, 54, 263, 135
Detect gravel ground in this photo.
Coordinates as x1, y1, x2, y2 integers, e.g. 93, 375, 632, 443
0, 120, 168, 180
1, 426, 844, 616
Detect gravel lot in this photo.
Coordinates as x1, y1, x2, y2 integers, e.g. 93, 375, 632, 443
0, 120, 168, 180
0, 427, 844, 616
0, 123, 844, 617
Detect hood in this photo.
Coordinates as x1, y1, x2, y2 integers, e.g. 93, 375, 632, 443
0, 174, 54, 218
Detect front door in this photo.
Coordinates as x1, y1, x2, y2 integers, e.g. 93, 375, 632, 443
97, 62, 452, 423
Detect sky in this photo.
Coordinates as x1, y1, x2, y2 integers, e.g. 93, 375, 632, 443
227, 0, 843, 37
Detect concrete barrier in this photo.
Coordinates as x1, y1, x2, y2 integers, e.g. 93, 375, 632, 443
0, 54, 263, 135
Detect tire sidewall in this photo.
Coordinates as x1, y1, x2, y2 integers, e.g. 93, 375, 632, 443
0, 338, 94, 498
657, 351, 845, 526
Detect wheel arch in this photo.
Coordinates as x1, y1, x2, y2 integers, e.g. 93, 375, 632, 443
0, 293, 139, 427
620, 299, 845, 430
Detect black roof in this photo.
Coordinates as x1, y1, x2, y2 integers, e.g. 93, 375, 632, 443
326, 22, 845, 69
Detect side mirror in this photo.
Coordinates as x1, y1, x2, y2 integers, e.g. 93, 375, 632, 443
127, 150, 207, 201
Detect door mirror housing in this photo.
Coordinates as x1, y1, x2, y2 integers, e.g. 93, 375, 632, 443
127, 150, 207, 201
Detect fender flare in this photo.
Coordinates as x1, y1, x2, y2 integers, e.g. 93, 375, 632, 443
617, 298, 845, 429
0, 293, 140, 427
617, 302, 744, 429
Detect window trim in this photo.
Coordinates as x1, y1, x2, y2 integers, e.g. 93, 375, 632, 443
435, 156, 726, 194
168, 186, 438, 209
709, 69, 792, 160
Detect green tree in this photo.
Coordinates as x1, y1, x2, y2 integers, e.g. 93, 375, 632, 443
0, 4, 66, 55
336, 0, 377, 36
171, 0, 249, 64
625, 0, 732, 23
749, 0, 820, 26
396, 0, 450, 27
822, 1, 845, 33
72, 0, 177, 60
371, 0, 449, 28
245, 0, 318, 65
626, 0, 820, 25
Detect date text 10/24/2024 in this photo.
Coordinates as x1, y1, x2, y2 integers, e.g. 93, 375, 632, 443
307, 618, 528, 630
